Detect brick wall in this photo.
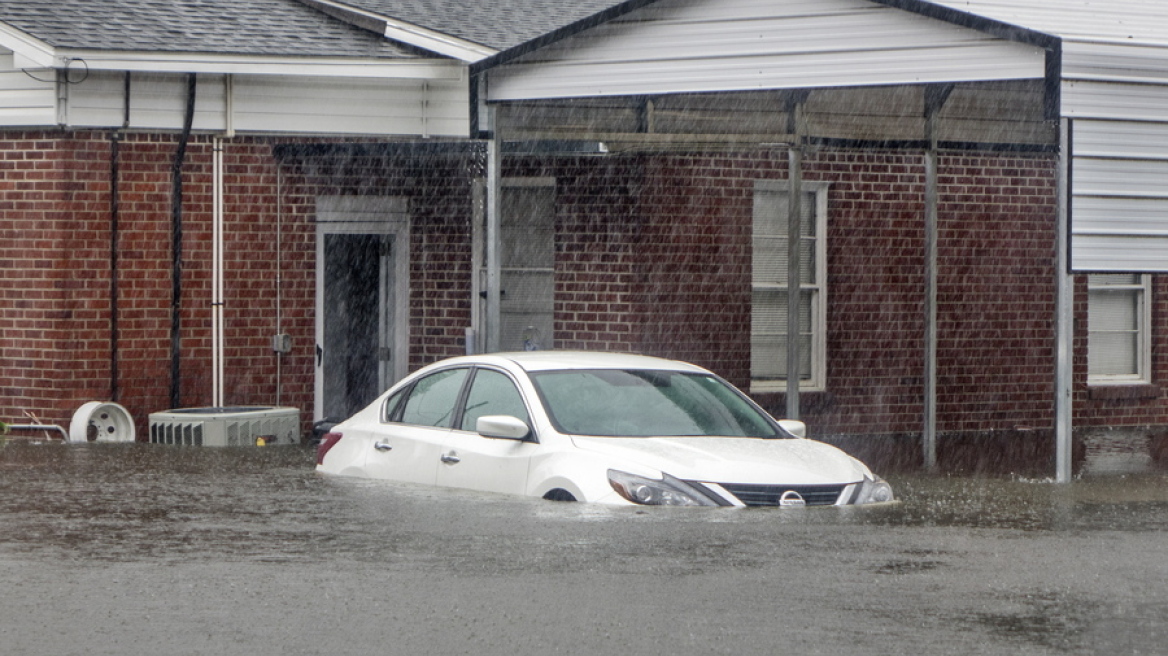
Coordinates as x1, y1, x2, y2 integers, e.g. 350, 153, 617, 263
1, 132, 118, 429
524, 150, 1060, 445
1074, 276, 1168, 427
3, 130, 1162, 466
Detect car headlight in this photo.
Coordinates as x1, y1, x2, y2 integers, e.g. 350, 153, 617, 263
607, 470, 720, 506
855, 476, 895, 504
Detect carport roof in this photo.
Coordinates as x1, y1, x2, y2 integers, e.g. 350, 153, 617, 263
921, 0, 1168, 46
5, 1, 1167, 70
329, 0, 1168, 69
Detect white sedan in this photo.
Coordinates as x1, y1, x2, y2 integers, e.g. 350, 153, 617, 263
316, 351, 894, 507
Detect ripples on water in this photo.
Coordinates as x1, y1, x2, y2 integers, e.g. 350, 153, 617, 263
2, 440, 1166, 566
2, 440, 1166, 656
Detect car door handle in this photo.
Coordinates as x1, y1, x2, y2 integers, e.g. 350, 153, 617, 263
373, 441, 393, 452
440, 453, 461, 464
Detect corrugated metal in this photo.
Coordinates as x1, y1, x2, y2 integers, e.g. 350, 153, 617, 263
1063, 80, 1168, 122
1072, 118, 1168, 271
62, 71, 469, 137
487, 0, 1044, 101
923, 0, 1168, 46
930, 1, 1168, 272
1070, 236, 1168, 272
1073, 119, 1168, 161
1062, 41, 1168, 88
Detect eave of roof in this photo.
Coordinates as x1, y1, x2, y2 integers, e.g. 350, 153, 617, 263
868, 0, 1060, 49
469, 0, 656, 75
334, 0, 634, 52
295, 0, 497, 62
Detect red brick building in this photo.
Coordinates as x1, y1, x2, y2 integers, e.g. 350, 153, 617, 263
5, 0, 1168, 476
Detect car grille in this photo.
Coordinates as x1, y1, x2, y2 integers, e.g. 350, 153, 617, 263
715, 483, 846, 507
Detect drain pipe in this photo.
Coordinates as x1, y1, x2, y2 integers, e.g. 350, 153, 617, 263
109, 129, 121, 403
211, 136, 224, 408
275, 166, 284, 405
169, 73, 196, 410
109, 73, 130, 403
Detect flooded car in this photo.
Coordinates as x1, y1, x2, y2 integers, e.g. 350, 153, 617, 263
316, 351, 894, 506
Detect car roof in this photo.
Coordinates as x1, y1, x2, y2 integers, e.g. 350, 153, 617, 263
430, 351, 711, 374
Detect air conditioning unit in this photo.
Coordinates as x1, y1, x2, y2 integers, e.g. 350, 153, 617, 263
148, 406, 300, 447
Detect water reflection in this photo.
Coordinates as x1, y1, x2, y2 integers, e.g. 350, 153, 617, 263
3, 441, 1166, 560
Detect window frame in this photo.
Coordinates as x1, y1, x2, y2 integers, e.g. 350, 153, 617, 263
383, 365, 539, 441
457, 366, 534, 435
384, 367, 470, 427
1087, 273, 1153, 386
750, 179, 829, 393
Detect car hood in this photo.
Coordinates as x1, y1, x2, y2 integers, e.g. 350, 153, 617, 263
570, 435, 868, 485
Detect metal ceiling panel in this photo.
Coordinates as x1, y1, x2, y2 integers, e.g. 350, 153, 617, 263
1072, 118, 1168, 271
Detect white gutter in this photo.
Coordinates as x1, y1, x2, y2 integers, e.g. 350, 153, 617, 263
15, 50, 467, 79
297, 0, 498, 63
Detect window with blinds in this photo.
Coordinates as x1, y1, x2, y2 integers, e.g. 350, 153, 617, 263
751, 180, 828, 392
1087, 273, 1151, 385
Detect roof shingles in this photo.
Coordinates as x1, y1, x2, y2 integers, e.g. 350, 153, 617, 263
339, 0, 631, 50
1, 0, 421, 58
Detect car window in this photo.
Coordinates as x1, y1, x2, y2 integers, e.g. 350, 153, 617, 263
459, 369, 530, 431
398, 368, 468, 428
530, 369, 778, 438
382, 388, 407, 421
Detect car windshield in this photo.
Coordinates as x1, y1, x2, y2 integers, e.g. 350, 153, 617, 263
528, 369, 781, 438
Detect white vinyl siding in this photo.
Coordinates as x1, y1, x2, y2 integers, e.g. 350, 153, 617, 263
1070, 117, 1168, 272
0, 51, 56, 125
1087, 273, 1151, 385
487, 0, 1044, 102
751, 180, 828, 392
43, 70, 470, 137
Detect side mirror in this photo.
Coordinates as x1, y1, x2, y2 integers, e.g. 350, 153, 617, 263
476, 415, 531, 440
777, 419, 806, 438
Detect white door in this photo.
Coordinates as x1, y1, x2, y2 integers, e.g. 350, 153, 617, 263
475, 179, 556, 352
436, 367, 537, 495
315, 197, 409, 422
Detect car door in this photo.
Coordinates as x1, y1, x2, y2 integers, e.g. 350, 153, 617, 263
435, 367, 539, 496
361, 367, 469, 485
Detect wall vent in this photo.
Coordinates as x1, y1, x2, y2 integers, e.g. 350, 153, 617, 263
148, 406, 300, 447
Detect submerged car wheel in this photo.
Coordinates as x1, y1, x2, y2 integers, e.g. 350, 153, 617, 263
543, 489, 577, 502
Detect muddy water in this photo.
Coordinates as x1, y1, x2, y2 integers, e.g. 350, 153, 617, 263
1, 441, 1165, 655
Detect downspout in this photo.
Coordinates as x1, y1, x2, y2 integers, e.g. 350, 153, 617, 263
211, 136, 224, 408
109, 132, 120, 403
170, 73, 196, 410
108, 72, 131, 403
276, 166, 284, 404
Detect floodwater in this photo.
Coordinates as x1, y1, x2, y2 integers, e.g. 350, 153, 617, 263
1, 441, 1165, 656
